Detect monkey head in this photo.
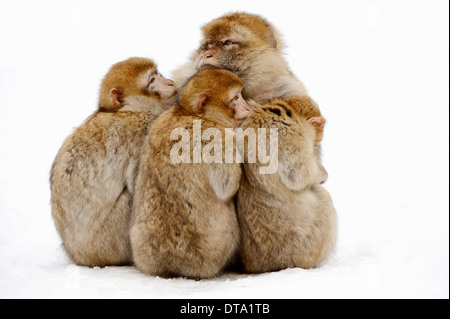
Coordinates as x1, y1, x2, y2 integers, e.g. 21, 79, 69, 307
263, 97, 326, 146
243, 97, 328, 184
283, 96, 326, 146
178, 68, 251, 127
99, 57, 177, 112
197, 13, 283, 74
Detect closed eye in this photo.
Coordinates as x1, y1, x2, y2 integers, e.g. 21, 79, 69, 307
207, 41, 218, 48
222, 40, 239, 47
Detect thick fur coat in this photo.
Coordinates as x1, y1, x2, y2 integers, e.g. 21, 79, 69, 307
130, 107, 241, 278
130, 69, 244, 279
51, 110, 154, 266
171, 12, 308, 104
236, 97, 337, 272
50, 57, 175, 267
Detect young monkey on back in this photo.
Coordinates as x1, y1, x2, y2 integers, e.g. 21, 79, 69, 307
237, 97, 337, 273
50, 57, 177, 267
130, 68, 251, 279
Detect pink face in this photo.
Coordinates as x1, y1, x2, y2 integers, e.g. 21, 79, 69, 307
146, 69, 177, 104
108, 67, 177, 111
200, 38, 240, 68
229, 88, 251, 126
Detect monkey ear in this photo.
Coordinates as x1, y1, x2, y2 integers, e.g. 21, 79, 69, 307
110, 87, 123, 110
308, 117, 326, 128
196, 92, 210, 113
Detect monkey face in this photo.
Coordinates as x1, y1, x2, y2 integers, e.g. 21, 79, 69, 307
100, 58, 177, 111
142, 68, 177, 104
198, 13, 277, 74
227, 87, 252, 126
199, 39, 242, 71
178, 68, 251, 128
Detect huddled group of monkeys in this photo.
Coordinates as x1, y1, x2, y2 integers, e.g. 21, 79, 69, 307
50, 13, 337, 279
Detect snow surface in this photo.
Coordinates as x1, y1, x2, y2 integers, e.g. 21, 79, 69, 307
0, 0, 448, 299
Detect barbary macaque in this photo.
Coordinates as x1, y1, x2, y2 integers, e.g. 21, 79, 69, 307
236, 96, 337, 272
272, 96, 327, 149
171, 12, 308, 104
130, 68, 251, 279
50, 57, 177, 267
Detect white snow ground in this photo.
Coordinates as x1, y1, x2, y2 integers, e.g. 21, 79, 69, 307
0, 0, 448, 299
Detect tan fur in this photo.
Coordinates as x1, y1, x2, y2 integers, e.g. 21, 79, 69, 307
171, 12, 308, 104
99, 58, 157, 111
50, 58, 175, 267
236, 99, 337, 273
130, 69, 243, 279
270, 96, 325, 147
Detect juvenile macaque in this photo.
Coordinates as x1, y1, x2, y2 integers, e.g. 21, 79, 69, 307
273, 96, 327, 149
130, 68, 251, 279
50, 57, 176, 267
236, 97, 337, 272
172, 12, 307, 104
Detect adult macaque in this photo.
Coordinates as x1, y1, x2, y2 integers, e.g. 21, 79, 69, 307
130, 68, 251, 279
236, 97, 337, 272
172, 12, 307, 104
50, 57, 177, 267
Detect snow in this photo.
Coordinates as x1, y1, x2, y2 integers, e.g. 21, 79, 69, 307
0, 0, 448, 299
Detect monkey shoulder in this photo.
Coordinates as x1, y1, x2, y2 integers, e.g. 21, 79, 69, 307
60, 111, 150, 160
146, 107, 186, 149
93, 111, 150, 137
148, 106, 185, 129
97, 110, 152, 128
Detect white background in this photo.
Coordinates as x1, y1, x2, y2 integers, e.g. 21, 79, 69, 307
0, 0, 448, 298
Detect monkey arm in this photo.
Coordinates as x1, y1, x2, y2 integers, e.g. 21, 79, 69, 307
278, 144, 327, 191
